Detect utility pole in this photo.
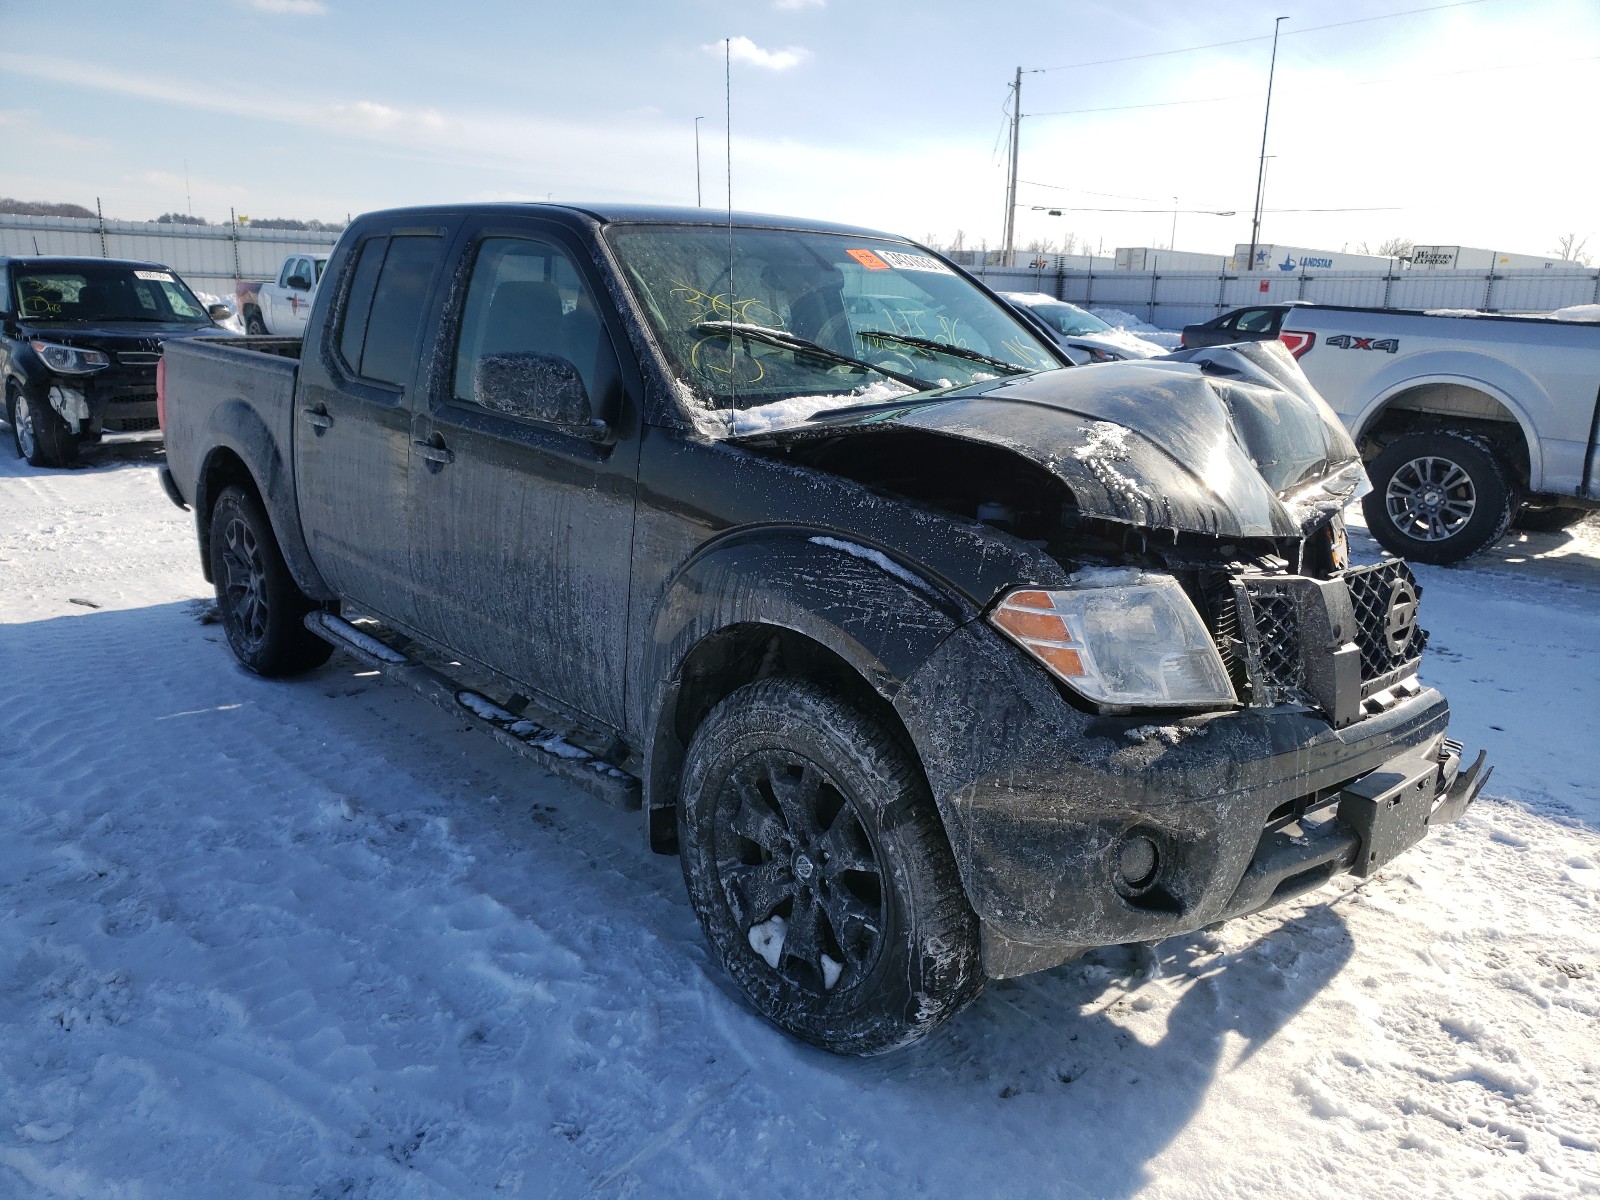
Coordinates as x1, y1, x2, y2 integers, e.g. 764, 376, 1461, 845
1247, 16, 1288, 273
1001, 66, 1022, 267
694, 116, 705, 207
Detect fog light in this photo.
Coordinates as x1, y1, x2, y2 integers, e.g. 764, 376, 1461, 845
1116, 834, 1160, 890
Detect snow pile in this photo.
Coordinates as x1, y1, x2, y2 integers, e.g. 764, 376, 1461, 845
0, 441, 1598, 1197
1090, 307, 1184, 349
718, 378, 916, 436
1550, 304, 1600, 323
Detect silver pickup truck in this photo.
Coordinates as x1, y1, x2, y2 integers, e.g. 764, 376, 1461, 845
1277, 304, 1600, 562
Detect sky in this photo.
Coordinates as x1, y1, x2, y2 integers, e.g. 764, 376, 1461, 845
2, 0, 1597, 259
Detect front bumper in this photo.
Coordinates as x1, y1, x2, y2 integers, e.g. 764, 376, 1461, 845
894, 620, 1491, 979
30, 366, 159, 435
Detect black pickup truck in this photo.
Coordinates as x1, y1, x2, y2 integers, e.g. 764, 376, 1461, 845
159, 203, 1488, 1054
2, 256, 232, 466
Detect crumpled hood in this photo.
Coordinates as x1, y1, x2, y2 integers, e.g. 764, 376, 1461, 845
731, 340, 1362, 539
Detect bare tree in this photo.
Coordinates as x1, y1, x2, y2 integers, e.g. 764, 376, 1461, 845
949, 229, 966, 252
1552, 233, 1592, 266
1358, 236, 1414, 258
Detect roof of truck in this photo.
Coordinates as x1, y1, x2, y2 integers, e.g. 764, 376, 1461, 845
2, 256, 175, 272
353, 202, 906, 241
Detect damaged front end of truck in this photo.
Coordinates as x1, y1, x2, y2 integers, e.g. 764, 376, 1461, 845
730, 339, 1491, 978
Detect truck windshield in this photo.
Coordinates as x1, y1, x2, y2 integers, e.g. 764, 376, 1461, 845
607, 224, 1059, 422
14, 264, 210, 324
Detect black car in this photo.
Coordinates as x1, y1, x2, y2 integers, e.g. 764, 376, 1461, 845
1180, 303, 1295, 349
1, 256, 232, 467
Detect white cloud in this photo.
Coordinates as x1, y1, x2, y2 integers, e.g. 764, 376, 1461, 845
773, 0, 825, 9
241, 0, 327, 14
324, 100, 445, 132
705, 36, 810, 71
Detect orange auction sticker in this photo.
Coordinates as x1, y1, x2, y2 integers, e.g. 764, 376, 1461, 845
846, 248, 891, 270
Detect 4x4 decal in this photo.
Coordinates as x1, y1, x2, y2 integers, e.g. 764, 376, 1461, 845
1326, 334, 1399, 353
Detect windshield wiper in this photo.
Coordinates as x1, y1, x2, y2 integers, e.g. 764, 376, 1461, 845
693, 320, 935, 391
853, 329, 1030, 375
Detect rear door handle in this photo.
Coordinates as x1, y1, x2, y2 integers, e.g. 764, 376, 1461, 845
412, 438, 454, 465
301, 407, 333, 430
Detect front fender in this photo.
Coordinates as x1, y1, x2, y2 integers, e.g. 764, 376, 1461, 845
640, 529, 976, 838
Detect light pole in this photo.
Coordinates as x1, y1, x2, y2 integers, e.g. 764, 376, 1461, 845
1247, 16, 1289, 272
1170, 196, 1179, 251
694, 116, 706, 207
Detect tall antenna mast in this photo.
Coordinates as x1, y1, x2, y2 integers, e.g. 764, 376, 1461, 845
725, 36, 736, 428
1247, 17, 1288, 273
1001, 67, 1022, 266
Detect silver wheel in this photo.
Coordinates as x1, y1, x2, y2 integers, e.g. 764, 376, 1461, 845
1384, 454, 1476, 543
219, 514, 270, 652
14, 393, 36, 461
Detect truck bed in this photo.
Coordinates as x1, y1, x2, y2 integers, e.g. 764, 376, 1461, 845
161, 335, 312, 586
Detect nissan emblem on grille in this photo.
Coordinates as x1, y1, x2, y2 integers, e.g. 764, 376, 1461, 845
1384, 577, 1420, 655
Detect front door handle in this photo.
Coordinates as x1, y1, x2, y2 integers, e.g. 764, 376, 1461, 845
301, 406, 333, 430
412, 438, 454, 465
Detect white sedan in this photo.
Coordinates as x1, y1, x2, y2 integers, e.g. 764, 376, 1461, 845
1001, 292, 1166, 365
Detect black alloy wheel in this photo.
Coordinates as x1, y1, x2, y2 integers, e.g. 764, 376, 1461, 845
679, 678, 981, 1055
207, 485, 333, 676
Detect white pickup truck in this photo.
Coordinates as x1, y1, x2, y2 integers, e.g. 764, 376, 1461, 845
1278, 304, 1600, 563
235, 252, 328, 337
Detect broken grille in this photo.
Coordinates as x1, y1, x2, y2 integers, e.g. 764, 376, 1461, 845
1344, 560, 1428, 688
1243, 586, 1303, 695
1225, 560, 1428, 713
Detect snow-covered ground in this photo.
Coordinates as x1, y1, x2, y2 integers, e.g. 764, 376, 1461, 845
1, 433, 1597, 1198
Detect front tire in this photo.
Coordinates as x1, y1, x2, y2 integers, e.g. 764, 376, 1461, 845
9, 386, 78, 468
245, 309, 268, 336
678, 679, 982, 1055
208, 485, 333, 676
1362, 430, 1514, 565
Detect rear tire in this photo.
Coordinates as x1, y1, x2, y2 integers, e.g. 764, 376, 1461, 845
1362, 430, 1513, 565
678, 678, 982, 1055
1513, 506, 1589, 533
8, 385, 78, 468
208, 485, 333, 676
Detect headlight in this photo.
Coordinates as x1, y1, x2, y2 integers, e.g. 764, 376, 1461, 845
30, 341, 110, 375
990, 570, 1237, 710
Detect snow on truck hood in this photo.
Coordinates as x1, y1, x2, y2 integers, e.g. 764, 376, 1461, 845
730, 341, 1363, 540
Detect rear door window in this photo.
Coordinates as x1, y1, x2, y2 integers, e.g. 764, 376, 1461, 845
336, 234, 446, 388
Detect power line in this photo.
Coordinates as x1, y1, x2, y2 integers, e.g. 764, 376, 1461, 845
1030, 0, 1494, 74
1029, 93, 1249, 118
1026, 51, 1600, 120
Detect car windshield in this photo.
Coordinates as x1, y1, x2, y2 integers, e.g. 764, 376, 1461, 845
14, 264, 210, 324
1021, 298, 1111, 337
606, 224, 1059, 427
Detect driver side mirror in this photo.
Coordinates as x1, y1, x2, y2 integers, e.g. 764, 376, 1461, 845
475, 351, 609, 441
208, 303, 234, 323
